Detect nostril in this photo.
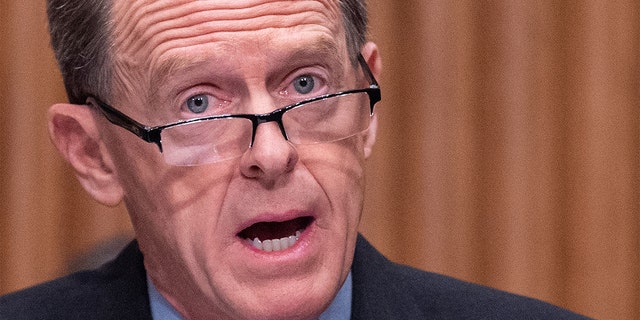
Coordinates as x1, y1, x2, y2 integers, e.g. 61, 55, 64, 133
247, 164, 262, 178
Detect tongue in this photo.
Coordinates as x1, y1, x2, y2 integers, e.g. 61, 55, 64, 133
239, 217, 311, 241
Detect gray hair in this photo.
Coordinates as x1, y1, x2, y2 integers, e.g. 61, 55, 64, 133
47, 0, 368, 104
47, 0, 113, 105
340, 0, 369, 65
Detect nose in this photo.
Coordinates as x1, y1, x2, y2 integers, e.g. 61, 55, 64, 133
239, 120, 299, 183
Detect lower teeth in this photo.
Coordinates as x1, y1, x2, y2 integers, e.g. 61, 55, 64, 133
249, 230, 302, 252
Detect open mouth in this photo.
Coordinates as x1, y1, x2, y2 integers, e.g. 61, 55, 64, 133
238, 216, 313, 252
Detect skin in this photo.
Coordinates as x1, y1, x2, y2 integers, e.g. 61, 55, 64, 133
48, 0, 381, 319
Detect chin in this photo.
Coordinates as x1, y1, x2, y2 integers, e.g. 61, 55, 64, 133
238, 295, 333, 320
221, 272, 342, 320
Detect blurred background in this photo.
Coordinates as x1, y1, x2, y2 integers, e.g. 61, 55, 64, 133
1, 1, 638, 319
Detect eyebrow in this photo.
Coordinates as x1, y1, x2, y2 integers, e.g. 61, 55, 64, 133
147, 55, 211, 102
275, 39, 344, 69
147, 37, 346, 100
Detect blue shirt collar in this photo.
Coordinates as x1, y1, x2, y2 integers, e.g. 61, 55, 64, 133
147, 272, 352, 319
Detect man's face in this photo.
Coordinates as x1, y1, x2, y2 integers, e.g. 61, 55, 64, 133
98, 0, 376, 319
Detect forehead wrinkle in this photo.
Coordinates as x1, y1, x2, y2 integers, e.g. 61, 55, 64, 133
148, 4, 339, 59
113, 0, 341, 59
112, 1, 163, 58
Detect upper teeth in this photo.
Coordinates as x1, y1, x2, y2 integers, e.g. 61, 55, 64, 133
248, 230, 302, 252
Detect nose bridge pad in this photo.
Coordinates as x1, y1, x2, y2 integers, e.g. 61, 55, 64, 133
276, 117, 289, 141
249, 112, 290, 148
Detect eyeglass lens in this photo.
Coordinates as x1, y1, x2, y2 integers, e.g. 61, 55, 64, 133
161, 91, 372, 166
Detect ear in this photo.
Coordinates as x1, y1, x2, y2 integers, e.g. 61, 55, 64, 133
361, 42, 381, 159
48, 103, 123, 206
361, 41, 382, 81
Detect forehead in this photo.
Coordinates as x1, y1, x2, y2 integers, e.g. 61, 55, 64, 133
111, 0, 345, 65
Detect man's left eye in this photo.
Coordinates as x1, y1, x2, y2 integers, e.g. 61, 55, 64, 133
293, 75, 315, 94
186, 94, 209, 113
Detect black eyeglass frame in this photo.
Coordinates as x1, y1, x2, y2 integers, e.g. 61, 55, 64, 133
87, 54, 381, 153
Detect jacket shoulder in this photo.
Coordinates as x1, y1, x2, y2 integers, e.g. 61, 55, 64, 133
0, 241, 151, 320
351, 235, 591, 319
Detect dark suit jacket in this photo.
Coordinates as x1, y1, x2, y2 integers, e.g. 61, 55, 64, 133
0, 235, 589, 319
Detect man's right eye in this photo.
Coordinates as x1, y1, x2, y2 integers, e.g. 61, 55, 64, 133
186, 94, 209, 114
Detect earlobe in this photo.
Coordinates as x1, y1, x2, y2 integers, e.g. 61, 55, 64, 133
363, 114, 378, 159
48, 103, 123, 206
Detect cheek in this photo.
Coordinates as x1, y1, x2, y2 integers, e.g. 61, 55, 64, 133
127, 165, 235, 237
105, 130, 236, 245
299, 136, 367, 224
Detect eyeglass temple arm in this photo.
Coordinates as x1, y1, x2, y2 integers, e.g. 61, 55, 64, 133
357, 54, 381, 112
88, 97, 164, 151
357, 54, 379, 88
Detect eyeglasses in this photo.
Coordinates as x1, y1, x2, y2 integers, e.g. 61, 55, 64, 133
87, 55, 381, 166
